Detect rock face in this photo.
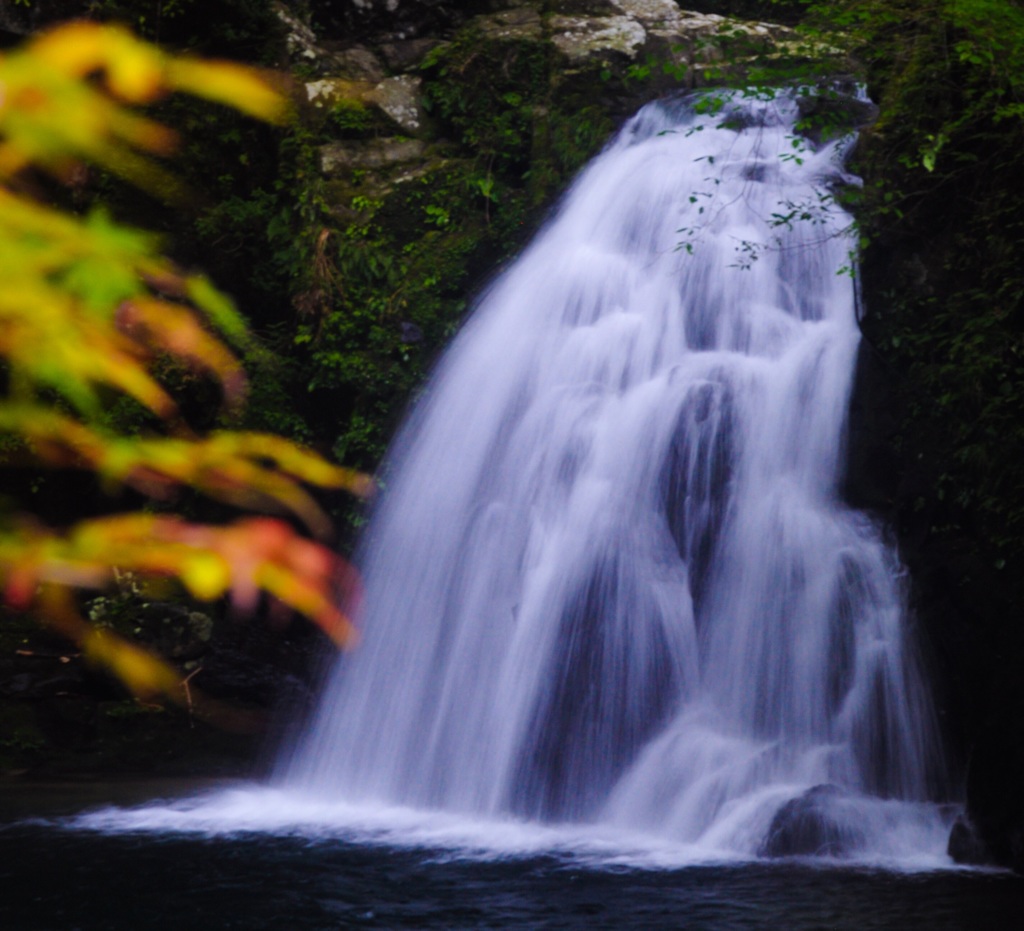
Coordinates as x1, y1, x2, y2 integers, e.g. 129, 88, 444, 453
319, 138, 427, 175
273, 0, 803, 212
549, 13, 647, 61
304, 75, 429, 136
278, 0, 798, 137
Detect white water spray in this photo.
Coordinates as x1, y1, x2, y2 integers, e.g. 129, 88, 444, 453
274, 89, 948, 860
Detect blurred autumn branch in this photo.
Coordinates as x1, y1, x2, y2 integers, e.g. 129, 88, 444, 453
0, 22, 368, 701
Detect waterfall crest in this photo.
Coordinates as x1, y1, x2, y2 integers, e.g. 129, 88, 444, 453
280, 90, 948, 859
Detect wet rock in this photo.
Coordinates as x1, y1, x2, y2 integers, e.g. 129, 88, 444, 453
948, 814, 994, 866
760, 784, 865, 857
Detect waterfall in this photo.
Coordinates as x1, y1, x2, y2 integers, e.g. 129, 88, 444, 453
280, 89, 948, 859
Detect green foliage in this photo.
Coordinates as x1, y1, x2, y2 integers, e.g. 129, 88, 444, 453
327, 99, 375, 136
298, 162, 490, 470
422, 32, 548, 178
831, 2, 1024, 569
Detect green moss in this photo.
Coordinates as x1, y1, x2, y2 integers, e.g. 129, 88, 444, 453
326, 99, 376, 136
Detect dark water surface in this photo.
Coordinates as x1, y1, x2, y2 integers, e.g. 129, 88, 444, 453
1, 782, 1022, 930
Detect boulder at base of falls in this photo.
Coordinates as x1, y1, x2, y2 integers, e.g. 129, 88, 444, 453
759, 784, 865, 858
947, 814, 995, 866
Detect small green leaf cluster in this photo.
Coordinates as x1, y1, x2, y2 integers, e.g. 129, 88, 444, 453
422, 32, 548, 179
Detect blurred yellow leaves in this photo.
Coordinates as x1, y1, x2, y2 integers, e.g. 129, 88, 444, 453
0, 23, 366, 703
0, 21, 285, 189
0, 410, 372, 538
0, 515, 358, 649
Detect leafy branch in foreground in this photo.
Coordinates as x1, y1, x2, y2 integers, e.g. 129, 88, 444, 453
0, 22, 369, 700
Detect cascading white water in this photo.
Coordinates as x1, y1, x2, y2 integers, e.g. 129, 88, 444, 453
279, 89, 949, 859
